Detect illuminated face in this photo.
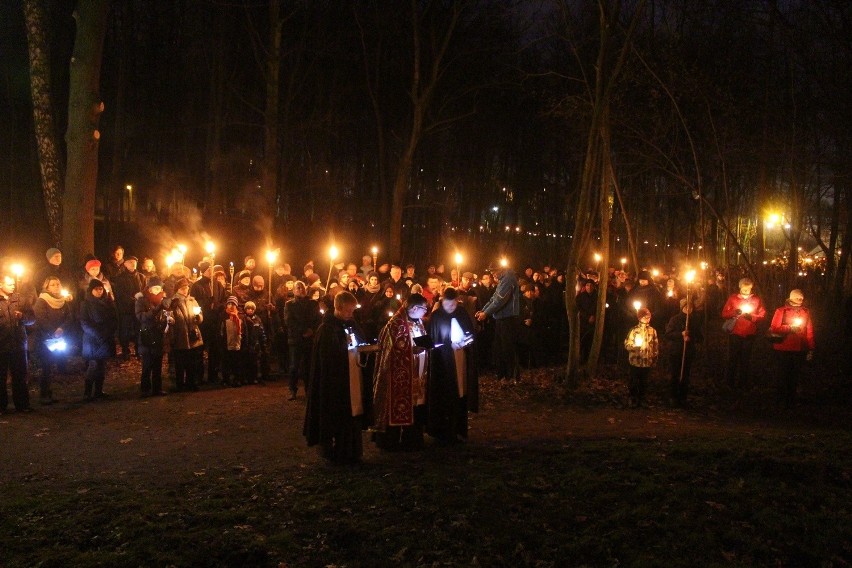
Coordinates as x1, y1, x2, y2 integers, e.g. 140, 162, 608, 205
347, 264, 358, 277
441, 298, 458, 313
362, 255, 372, 266
368, 275, 378, 287
46, 279, 62, 296
336, 302, 356, 320
461, 276, 470, 288
91, 286, 105, 298
450, 269, 458, 281
481, 275, 492, 287
740, 284, 753, 295
178, 285, 189, 296
427, 277, 440, 292
245, 259, 256, 270
252, 281, 264, 292
49, 253, 62, 266
245, 307, 255, 315
112, 248, 124, 262
1, 276, 16, 294
339, 273, 350, 286
124, 259, 138, 272
310, 290, 321, 301
406, 267, 415, 277
384, 287, 394, 298
87, 266, 100, 277
294, 283, 306, 297
142, 259, 155, 273
390, 266, 402, 280
240, 277, 251, 287
407, 304, 428, 319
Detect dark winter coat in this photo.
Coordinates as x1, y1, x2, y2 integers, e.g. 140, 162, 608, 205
135, 291, 169, 354
79, 293, 117, 360
283, 296, 321, 345
0, 293, 34, 353
112, 269, 147, 315
428, 305, 479, 414
33, 295, 73, 339
303, 312, 364, 446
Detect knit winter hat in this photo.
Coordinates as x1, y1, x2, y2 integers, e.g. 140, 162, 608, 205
237, 270, 251, 282
244, 301, 257, 311
198, 261, 211, 274
175, 277, 191, 290
213, 264, 225, 276
85, 259, 101, 272
87, 278, 105, 292
226, 296, 238, 306
146, 276, 164, 289
45, 247, 61, 261
637, 270, 651, 282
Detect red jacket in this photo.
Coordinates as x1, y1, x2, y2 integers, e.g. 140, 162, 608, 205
769, 304, 815, 352
721, 293, 766, 337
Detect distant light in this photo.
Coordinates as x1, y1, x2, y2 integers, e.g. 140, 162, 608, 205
492, 206, 499, 212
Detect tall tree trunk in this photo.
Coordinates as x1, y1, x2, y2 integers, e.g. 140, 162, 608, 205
24, 0, 63, 246
388, 0, 459, 260
263, 0, 282, 218
63, 0, 110, 266
563, 0, 644, 384
206, 2, 225, 214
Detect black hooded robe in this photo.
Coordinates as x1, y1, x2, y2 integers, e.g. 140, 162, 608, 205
303, 312, 364, 463
427, 306, 479, 442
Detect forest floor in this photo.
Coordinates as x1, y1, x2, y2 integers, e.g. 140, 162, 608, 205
1, 334, 850, 567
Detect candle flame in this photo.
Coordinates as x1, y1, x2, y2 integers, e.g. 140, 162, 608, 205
634, 335, 644, 347
60, 289, 69, 298
205, 241, 216, 255
793, 317, 803, 327
740, 304, 753, 314
10, 264, 23, 277
633, 300, 642, 311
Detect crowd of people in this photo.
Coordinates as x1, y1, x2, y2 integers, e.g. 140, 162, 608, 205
0, 244, 824, 463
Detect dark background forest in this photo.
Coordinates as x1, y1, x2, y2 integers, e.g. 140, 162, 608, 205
1, 0, 850, 298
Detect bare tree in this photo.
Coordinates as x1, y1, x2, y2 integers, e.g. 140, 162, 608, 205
23, 0, 63, 245
62, 0, 110, 265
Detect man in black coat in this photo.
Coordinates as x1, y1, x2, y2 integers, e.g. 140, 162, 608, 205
112, 256, 147, 359
427, 288, 479, 443
190, 261, 227, 383
0, 274, 35, 413
665, 299, 704, 407
284, 281, 321, 400
303, 292, 364, 464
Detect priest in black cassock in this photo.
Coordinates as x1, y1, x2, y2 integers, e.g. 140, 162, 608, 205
427, 287, 479, 443
303, 291, 366, 464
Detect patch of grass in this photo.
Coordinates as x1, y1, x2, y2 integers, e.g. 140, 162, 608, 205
1, 431, 850, 567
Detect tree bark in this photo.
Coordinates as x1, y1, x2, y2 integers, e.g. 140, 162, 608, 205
24, 0, 63, 246
63, 0, 110, 266
263, 0, 282, 217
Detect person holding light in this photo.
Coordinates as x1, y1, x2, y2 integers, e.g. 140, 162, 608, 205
768, 289, 815, 408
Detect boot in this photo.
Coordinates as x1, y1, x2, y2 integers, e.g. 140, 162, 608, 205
94, 376, 107, 399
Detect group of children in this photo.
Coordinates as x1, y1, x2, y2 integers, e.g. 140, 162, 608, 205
220, 297, 268, 387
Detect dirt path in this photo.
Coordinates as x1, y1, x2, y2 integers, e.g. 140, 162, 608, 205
2, 358, 838, 487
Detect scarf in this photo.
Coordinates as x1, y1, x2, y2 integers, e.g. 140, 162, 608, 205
225, 304, 242, 335
145, 290, 165, 306
364, 282, 381, 294
38, 292, 66, 310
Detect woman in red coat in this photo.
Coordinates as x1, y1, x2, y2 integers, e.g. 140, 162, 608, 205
768, 289, 815, 408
